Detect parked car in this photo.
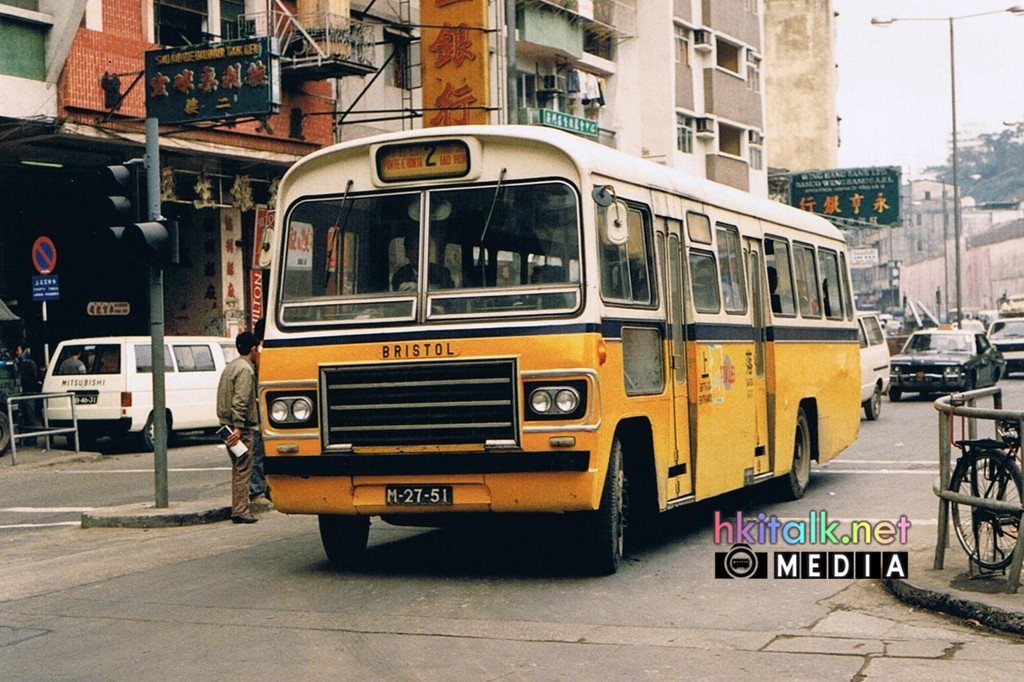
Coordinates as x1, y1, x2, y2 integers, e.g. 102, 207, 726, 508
857, 313, 890, 420
42, 336, 237, 450
987, 318, 1024, 376
888, 328, 1005, 401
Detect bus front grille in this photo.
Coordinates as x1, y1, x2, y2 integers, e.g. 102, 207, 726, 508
321, 359, 519, 447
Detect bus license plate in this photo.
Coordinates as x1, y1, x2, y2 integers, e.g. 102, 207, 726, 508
385, 485, 453, 506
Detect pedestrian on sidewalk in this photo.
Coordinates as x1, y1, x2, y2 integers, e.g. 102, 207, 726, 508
216, 331, 260, 524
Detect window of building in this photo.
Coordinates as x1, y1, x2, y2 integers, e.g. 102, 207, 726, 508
924, 190, 932, 200
676, 114, 694, 154
155, 0, 208, 47
718, 122, 742, 157
220, 0, 244, 39
584, 28, 613, 60
750, 145, 763, 170
0, 0, 38, 9
716, 38, 740, 74
746, 53, 761, 92
384, 32, 412, 90
674, 24, 690, 66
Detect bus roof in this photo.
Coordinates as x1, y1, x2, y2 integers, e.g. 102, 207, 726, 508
287, 125, 845, 243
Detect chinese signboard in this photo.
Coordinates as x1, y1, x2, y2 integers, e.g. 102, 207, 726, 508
788, 167, 901, 227
421, 0, 490, 127
539, 109, 598, 138
144, 37, 279, 125
849, 247, 880, 268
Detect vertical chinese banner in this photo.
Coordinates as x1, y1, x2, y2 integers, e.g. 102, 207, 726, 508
221, 209, 246, 338
421, 0, 490, 127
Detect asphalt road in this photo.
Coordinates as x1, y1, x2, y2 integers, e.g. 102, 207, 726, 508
3, 383, 1024, 680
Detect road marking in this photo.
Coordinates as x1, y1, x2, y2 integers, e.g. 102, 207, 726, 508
58, 467, 231, 474
0, 507, 94, 513
832, 460, 936, 465
816, 469, 936, 475
0, 521, 80, 529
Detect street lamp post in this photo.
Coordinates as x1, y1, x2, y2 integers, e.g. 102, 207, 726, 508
871, 6, 1024, 326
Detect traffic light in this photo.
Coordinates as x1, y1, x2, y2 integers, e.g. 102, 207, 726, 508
97, 161, 178, 264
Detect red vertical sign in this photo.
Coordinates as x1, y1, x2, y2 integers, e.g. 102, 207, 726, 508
250, 270, 263, 331
421, 0, 490, 127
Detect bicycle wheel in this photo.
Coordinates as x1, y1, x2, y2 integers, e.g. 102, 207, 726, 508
949, 449, 1022, 571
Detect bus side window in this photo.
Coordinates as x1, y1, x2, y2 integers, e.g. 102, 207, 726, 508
764, 237, 797, 316
688, 250, 721, 313
793, 243, 821, 318
716, 224, 746, 314
819, 249, 844, 320
599, 203, 653, 305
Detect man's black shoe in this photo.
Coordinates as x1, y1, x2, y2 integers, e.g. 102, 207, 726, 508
232, 513, 259, 524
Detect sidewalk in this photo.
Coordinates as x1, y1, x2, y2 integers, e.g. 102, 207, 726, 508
886, 545, 1024, 636
2, 440, 256, 528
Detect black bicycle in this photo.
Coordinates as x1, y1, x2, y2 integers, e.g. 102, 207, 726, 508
948, 420, 1022, 571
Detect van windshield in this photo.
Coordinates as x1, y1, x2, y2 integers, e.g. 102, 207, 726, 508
53, 344, 121, 375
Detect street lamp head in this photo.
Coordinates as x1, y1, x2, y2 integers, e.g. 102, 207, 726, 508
1009, 5, 1024, 15
871, 17, 896, 27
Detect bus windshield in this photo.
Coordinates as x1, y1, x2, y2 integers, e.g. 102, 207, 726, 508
279, 181, 582, 325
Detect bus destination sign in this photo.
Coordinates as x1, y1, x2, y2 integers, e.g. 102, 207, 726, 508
376, 141, 470, 182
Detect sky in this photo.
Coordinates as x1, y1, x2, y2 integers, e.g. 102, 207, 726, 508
833, 0, 1024, 177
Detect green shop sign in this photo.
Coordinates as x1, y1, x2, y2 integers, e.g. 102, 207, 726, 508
788, 166, 901, 227
539, 109, 598, 138
144, 37, 279, 125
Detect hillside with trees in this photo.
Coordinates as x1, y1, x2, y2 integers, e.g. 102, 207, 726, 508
929, 123, 1024, 204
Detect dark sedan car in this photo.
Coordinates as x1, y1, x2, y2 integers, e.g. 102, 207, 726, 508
888, 329, 1005, 401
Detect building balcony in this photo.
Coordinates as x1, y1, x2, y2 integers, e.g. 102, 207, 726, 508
521, 0, 637, 38
703, 67, 762, 128
241, 9, 376, 81
706, 153, 749, 192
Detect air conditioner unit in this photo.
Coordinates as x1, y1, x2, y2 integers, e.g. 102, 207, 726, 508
693, 29, 713, 52
695, 117, 715, 138
537, 74, 567, 94
748, 129, 764, 145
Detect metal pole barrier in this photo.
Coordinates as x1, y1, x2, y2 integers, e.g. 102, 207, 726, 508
934, 405, 950, 569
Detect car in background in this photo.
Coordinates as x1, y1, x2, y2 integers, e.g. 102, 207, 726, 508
953, 319, 987, 334
988, 317, 1024, 376
889, 328, 1005, 401
857, 313, 890, 420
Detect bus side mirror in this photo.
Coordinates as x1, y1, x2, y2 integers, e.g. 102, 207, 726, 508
603, 201, 630, 245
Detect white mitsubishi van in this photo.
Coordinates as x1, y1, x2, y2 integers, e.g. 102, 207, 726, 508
43, 336, 237, 449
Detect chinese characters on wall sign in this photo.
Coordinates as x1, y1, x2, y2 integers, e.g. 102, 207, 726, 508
788, 167, 901, 227
421, 0, 490, 127
144, 38, 279, 125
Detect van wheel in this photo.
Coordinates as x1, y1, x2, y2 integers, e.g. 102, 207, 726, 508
0, 412, 10, 455
864, 385, 882, 421
141, 411, 173, 451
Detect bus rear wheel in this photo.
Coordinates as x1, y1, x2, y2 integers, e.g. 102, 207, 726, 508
775, 408, 811, 501
318, 514, 370, 569
577, 437, 625, 575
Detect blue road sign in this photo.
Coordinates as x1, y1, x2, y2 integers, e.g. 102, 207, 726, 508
32, 274, 59, 301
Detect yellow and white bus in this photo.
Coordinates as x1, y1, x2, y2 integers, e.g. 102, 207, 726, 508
261, 125, 860, 574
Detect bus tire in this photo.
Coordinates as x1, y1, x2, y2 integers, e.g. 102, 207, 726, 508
577, 437, 625, 576
776, 408, 811, 501
319, 514, 370, 569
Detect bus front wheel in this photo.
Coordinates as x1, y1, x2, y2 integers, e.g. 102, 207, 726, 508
318, 514, 370, 569
776, 408, 811, 501
577, 437, 625, 576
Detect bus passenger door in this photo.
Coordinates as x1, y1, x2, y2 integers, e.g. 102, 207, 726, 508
664, 220, 693, 500
745, 239, 771, 479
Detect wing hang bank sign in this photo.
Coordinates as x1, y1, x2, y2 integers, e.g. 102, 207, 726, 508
144, 37, 280, 125
421, 0, 491, 127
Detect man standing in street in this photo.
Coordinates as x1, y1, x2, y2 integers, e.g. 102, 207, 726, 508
216, 331, 260, 524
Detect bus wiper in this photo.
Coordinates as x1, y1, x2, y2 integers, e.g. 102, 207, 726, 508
476, 168, 506, 282
322, 179, 354, 294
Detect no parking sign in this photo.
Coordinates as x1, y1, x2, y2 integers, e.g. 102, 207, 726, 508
32, 236, 57, 274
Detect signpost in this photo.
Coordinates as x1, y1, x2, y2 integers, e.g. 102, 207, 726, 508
31, 237, 58, 365
539, 108, 599, 138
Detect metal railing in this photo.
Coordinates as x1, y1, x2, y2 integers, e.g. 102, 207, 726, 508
5, 392, 79, 465
933, 386, 1024, 592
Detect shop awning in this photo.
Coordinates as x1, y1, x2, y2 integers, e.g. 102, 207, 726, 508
0, 298, 20, 323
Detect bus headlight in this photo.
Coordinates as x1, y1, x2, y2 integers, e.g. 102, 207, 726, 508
266, 392, 317, 428
524, 380, 587, 420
